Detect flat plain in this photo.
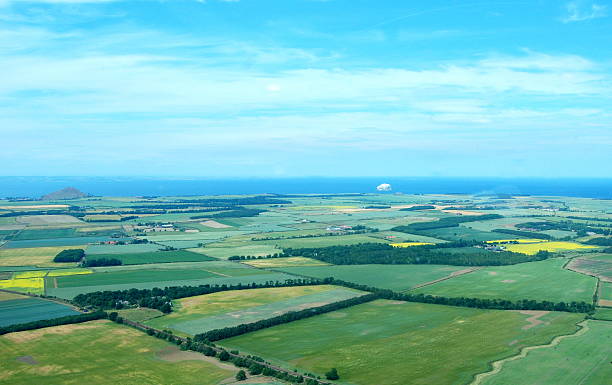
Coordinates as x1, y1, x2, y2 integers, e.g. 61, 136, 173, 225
0, 320, 234, 385
479, 320, 611, 385
412, 258, 597, 303
145, 285, 364, 335
221, 300, 583, 385
1, 192, 610, 385
277, 264, 472, 291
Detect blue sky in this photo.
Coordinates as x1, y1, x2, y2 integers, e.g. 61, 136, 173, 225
0, 0, 610, 177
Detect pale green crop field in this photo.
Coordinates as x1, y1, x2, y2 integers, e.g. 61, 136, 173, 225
277, 264, 469, 291
221, 300, 583, 385
480, 320, 611, 385
259, 233, 387, 249
412, 258, 597, 303
146, 285, 364, 335
0, 320, 233, 385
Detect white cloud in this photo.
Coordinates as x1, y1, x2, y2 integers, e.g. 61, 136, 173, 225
376, 183, 392, 191
562, 1, 607, 23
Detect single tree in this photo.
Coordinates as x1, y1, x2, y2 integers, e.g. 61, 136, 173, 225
236, 370, 247, 381
325, 368, 339, 380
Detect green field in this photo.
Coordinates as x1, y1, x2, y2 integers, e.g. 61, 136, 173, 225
571, 257, 612, 281
592, 307, 612, 321
480, 320, 611, 385
260, 233, 387, 249
146, 285, 364, 335
87, 250, 217, 265
0, 298, 80, 327
415, 226, 508, 241
46, 272, 296, 299
0, 246, 87, 267
116, 307, 164, 323
4, 236, 126, 249
0, 320, 234, 384
221, 300, 583, 385
54, 268, 222, 288
194, 244, 281, 259
412, 258, 597, 303
277, 264, 470, 291
9, 228, 76, 241
86, 243, 163, 254
599, 281, 612, 303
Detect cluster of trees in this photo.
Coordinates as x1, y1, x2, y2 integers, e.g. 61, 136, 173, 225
194, 293, 377, 341
83, 257, 122, 267
282, 243, 549, 266
211, 208, 267, 218
330, 278, 595, 313
72, 278, 324, 312
517, 221, 611, 237
228, 254, 284, 261
392, 214, 503, 233
53, 249, 85, 263
364, 205, 391, 209
399, 205, 435, 211
584, 237, 612, 246
492, 228, 552, 240
84, 215, 138, 222
172, 196, 291, 206
252, 226, 377, 242
191, 208, 267, 220
0, 311, 107, 335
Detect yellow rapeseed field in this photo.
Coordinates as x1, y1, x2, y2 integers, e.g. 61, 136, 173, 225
0, 277, 44, 294
47, 269, 92, 277
13, 271, 47, 279
12, 268, 92, 279
390, 242, 434, 247
504, 241, 597, 255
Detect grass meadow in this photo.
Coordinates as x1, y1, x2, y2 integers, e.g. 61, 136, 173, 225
221, 300, 583, 385
146, 285, 363, 335
0, 246, 86, 267
277, 264, 470, 291
0, 320, 234, 385
480, 320, 611, 385
87, 250, 217, 265
0, 298, 79, 327
412, 258, 597, 303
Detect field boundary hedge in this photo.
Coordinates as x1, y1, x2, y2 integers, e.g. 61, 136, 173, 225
0, 311, 107, 335
194, 293, 377, 341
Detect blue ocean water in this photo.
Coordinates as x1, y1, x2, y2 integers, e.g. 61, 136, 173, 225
1, 177, 611, 199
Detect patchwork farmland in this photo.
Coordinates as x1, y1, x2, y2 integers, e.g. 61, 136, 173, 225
0, 192, 610, 385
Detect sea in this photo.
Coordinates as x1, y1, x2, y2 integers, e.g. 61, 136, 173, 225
1, 177, 611, 199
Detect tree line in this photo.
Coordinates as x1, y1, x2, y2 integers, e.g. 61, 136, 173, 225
115, 317, 332, 385
327, 278, 595, 314
83, 257, 122, 267
251, 225, 377, 242
282, 242, 550, 266
190, 208, 267, 220
0, 311, 107, 335
399, 205, 435, 211
585, 237, 612, 246
491, 228, 552, 240
194, 293, 378, 342
391, 214, 503, 233
517, 221, 611, 237
72, 278, 324, 312
53, 249, 85, 263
